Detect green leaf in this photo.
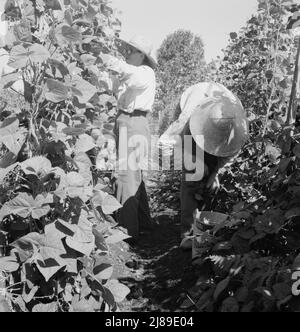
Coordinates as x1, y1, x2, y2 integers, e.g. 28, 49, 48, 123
35, 255, 64, 282
21, 156, 52, 176
0, 193, 53, 221
0, 72, 21, 90
22, 285, 39, 304
43, 0, 62, 10
65, 238, 94, 257
62, 127, 86, 136
14, 20, 32, 42
0, 118, 27, 155
61, 25, 82, 42
70, 77, 97, 104
94, 263, 113, 280
0, 152, 18, 169
214, 277, 231, 300
29, 223, 68, 281
0, 255, 19, 272
48, 58, 69, 77
45, 79, 69, 103
65, 172, 92, 201
93, 227, 108, 251
74, 134, 96, 154
106, 229, 131, 245
92, 191, 122, 215
0, 298, 11, 312
8, 44, 50, 69
32, 303, 57, 312
80, 54, 96, 67
65, 211, 95, 256
105, 280, 130, 303
8, 45, 28, 69
72, 295, 93, 312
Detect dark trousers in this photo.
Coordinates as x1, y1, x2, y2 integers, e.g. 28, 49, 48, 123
114, 112, 151, 240
180, 140, 220, 238
180, 171, 206, 237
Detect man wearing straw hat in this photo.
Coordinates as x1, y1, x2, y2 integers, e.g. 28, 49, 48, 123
100, 35, 157, 242
160, 82, 249, 250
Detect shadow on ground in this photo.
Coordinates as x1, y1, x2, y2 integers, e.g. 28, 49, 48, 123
118, 215, 211, 312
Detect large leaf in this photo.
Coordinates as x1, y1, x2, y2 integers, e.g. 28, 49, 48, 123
0, 193, 53, 221
0, 255, 19, 273
48, 58, 69, 77
92, 190, 122, 215
65, 211, 95, 256
32, 303, 57, 312
105, 229, 131, 245
66, 171, 84, 196
94, 263, 113, 280
101, 195, 122, 215
80, 54, 96, 67
105, 280, 130, 303
43, 0, 62, 10
45, 79, 69, 103
9, 44, 50, 69
0, 152, 18, 169
214, 277, 231, 300
74, 134, 96, 154
0, 72, 21, 90
0, 118, 27, 155
21, 156, 52, 176
61, 25, 82, 42
14, 20, 32, 42
13, 223, 67, 281
70, 76, 97, 104
35, 254, 64, 282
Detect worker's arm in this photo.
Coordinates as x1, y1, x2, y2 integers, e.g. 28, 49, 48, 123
99, 54, 154, 90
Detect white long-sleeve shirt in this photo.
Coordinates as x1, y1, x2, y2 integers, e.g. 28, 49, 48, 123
101, 55, 156, 114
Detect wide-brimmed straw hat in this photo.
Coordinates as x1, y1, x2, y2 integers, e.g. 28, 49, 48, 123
117, 35, 157, 69
189, 95, 249, 157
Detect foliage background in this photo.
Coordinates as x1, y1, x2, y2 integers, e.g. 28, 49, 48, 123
153, 30, 207, 135
0, 0, 133, 312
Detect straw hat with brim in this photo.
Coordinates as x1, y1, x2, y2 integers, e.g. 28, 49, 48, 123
189, 96, 249, 157
117, 35, 157, 69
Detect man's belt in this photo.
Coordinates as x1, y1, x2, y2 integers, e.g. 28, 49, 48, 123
118, 109, 148, 117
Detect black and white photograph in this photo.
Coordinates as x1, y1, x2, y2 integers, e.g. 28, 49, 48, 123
0, 0, 300, 316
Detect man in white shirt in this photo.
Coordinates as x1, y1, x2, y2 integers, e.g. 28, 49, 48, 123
100, 36, 156, 242
160, 82, 249, 250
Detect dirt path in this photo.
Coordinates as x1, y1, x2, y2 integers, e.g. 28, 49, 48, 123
112, 215, 210, 312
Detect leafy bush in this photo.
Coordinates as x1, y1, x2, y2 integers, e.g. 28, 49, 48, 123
0, 0, 131, 312
154, 30, 207, 135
